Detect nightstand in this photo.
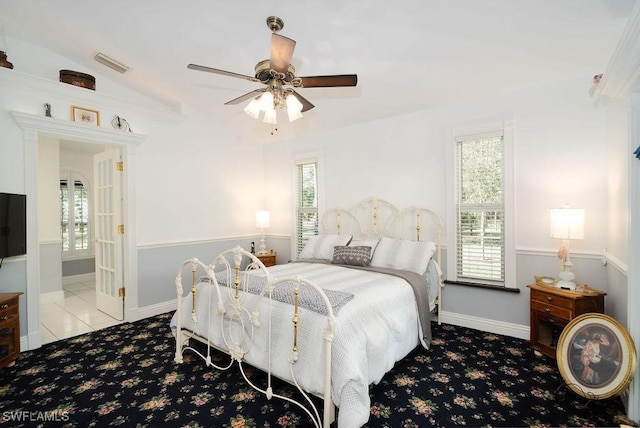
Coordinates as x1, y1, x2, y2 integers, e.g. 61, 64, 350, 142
0, 292, 23, 368
527, 284, 605, 359
256, 253, 276, 267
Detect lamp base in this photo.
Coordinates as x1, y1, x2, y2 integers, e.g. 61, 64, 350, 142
556, 260, 576, 290
257, 234, 267, 255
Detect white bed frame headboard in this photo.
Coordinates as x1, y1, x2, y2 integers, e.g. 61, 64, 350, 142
320, 197, 444, 266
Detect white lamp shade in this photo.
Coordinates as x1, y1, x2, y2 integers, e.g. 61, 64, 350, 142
262, 109, 277, 124
550, 208, 584, 240
243, 97, 262, 119
259, 91, 274, 112
255, 210, 270, 229
286, 94, 303, 122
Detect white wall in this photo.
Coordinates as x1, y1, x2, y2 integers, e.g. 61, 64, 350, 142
263, 77, 617, 330
265, 78, 610, 255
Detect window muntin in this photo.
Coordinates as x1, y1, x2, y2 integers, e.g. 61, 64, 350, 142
455, 134, 505, 285
60, 173, 91, 257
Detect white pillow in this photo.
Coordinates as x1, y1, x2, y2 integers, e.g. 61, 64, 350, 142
349, 238, 380, 259
299, 234, 352, 260
370, 237, 436, 274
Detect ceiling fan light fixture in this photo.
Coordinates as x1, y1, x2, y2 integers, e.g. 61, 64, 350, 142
286, 93, 303, 122
263, 109, 277, 124
259, 91, 275, 112
244, 97, 262, 119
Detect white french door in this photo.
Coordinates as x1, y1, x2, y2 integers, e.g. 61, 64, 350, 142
93, 148, 124, 320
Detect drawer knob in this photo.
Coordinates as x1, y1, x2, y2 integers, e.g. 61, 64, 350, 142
0, 316, 8, 321
546, 296, 553, 301
0, 304, 7, 309
545, 307, 551, 312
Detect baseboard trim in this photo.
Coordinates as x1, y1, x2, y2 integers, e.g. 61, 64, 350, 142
136, 299, 177, 320
134, 302, 530, 342
62, 273, 95, 285
440, 311, 529, 340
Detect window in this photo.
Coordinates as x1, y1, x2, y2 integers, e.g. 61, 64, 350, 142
454, 130, 510, 286
294, 159, 318, 257
60, 172, 91, 257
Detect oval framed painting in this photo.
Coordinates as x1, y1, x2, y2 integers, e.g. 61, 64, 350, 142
556, 313, 637, 399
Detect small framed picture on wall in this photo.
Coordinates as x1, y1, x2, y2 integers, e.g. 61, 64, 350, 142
71, 105, 100, 126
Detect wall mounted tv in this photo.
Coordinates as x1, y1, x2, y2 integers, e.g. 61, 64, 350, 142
0, 193, 27, 259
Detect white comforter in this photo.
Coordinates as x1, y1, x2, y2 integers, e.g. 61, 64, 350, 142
171, 261, 437, 428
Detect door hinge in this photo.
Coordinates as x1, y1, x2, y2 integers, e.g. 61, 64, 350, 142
116, 161, 124, 172
117, 224, 125, 234
118, 287, 125, 297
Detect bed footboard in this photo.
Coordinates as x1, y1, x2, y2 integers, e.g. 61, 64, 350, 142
173, 246, 336, 428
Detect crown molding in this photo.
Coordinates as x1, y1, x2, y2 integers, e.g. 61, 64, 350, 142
11, 111, 146, 146
594, 2, 640, 98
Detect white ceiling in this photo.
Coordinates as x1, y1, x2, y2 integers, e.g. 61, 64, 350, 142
0, 0, 636, 138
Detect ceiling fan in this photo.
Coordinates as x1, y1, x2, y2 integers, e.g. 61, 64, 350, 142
187, 16, 357, 121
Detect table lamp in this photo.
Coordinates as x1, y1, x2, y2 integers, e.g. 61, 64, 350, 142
550, 206, 584, 290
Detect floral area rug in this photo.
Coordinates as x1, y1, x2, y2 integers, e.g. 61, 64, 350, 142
0, 312, 628, 427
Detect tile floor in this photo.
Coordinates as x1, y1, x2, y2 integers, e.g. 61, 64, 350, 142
40, 277, 124, 345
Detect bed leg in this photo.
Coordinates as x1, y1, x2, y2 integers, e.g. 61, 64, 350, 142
174, 331, 190, 364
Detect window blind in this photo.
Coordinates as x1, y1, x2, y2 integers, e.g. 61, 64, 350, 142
294, 161, 318, 256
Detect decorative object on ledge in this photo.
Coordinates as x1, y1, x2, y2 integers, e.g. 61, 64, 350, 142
550, 205, 584, 290
71, 105, 100, 126
59, 70, 96, 90
556, 313, 636, 400
588, 73, 603, 96
0, 27, 14, 69
44, 103, 51, 117
634, 144, 640, 160
111, 115, 131, 132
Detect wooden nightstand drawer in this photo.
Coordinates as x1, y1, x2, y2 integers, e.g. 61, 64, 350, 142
0, 299, 18, 312
531, 300, 572, 319
531, 289, 573, 310
0, 292, 23, 368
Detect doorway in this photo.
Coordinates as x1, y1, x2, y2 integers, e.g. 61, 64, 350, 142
12, 111, 145, 350
39, 141, 123, 344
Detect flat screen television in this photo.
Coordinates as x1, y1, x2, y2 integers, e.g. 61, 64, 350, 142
0, 193, 27, 259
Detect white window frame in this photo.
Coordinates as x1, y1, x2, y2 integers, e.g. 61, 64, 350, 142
292, 154, 323, 258
60, 170, 93, 259
447, 121, 515, 288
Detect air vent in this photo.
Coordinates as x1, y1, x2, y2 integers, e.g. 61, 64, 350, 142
93, 52, 130, 74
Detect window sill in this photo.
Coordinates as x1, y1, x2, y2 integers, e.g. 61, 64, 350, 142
443, 280, 520, 293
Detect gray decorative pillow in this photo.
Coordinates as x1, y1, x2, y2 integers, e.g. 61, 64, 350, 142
332, 245, 372, 267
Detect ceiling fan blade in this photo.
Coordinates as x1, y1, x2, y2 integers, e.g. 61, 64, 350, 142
187, 63, 260, 83
298, 74, 358, 88
290, 90, 315, 112
270, 33, 296, 74
224, 89, 266, 105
